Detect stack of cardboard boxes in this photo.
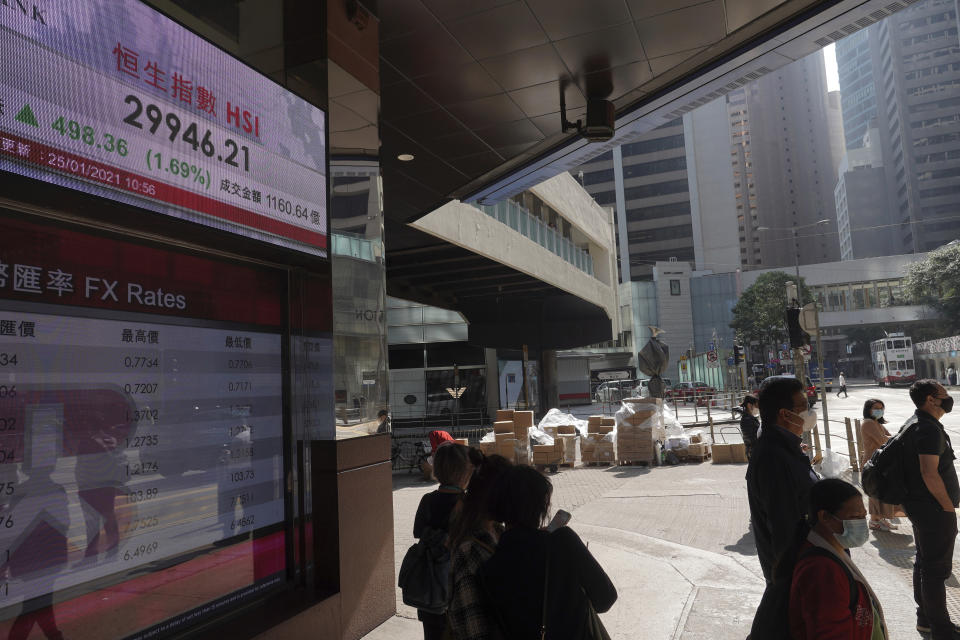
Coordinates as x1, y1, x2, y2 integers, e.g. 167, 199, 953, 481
581, 416, 616, 465
542, 425, 578, 465
491, 409, 533, 464
616, 398, 662, 464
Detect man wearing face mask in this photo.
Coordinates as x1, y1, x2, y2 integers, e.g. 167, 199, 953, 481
789, 478, 887, 639
902, 379, 960, 639
747, 377, 820, 637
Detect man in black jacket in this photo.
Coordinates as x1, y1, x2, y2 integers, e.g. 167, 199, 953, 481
902, 379, 960, 639
747, 376, 819, 637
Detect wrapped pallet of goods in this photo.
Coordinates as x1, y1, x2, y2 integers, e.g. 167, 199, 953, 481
615, 398, 664, 465
583, 419, 615, 465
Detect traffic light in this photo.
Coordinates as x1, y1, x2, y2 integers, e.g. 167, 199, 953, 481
786, 308, 809, 348
733, 344, 743, 364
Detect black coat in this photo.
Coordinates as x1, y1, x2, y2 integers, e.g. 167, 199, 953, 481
479, 527, 617, 640
740, 412, 760, 448
745, 423, 818, 582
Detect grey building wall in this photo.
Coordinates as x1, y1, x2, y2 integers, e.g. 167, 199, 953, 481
653, 261, 694, 374
746, 50, 842, 267
684, 98, 741, 274
836, 165, 896, 259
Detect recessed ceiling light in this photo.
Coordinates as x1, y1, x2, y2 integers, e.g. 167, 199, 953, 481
397, 153, 415, 162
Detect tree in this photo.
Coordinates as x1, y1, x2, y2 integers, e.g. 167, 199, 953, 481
730, 271, 812, 360
904, 241, 960, 334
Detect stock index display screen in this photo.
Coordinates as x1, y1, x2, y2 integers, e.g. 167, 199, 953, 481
0, 214, 302, 639
0, 0, 327, 255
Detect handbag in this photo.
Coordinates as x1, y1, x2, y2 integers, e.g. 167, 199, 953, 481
542, 536, 611, 640
398, 525, 450, 614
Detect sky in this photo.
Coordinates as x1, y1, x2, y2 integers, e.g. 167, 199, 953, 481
823, 43, 840, 92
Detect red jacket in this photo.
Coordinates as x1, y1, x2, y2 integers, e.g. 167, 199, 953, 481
789, 542, 875, 640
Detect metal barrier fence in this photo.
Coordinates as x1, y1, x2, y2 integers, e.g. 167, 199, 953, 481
594, 390, 749, 427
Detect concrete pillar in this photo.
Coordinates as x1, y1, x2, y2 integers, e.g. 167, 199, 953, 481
485, 348, 500, 416
542, 349, 559, 414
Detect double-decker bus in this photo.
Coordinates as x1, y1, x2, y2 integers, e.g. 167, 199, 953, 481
870, 333, 916, 387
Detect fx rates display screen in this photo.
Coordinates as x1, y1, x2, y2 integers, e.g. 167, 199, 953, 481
0, 0, 327, 255
0, 215, 298, 639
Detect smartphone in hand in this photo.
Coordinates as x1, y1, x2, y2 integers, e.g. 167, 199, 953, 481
547, 509, 572, 532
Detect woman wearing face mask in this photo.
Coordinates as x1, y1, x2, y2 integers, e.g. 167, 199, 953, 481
739, 395, 760, 460
859, 399, 901, 532
789, 478, 888, 640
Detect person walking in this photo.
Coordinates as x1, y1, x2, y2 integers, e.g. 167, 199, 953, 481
837, 372, 848, 398
898, 379, 960, 639
446, 450, 512, 640
789, 478, 888, 640
479, 465, 617, 640
747, 376, 820, 637
412, 443, 471, 640
739, 394, 760, 461
859, 399, 901, 532
948, 365, 957, 387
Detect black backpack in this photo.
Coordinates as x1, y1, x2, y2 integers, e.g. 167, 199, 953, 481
862, 416, 921, 505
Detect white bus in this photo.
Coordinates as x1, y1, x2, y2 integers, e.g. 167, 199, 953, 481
870, 333, 916, 387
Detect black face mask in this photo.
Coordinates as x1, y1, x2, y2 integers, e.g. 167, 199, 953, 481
941, 396, 954, 414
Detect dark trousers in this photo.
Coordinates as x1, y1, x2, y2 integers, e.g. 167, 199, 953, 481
419, 610, 446, 640
911, 509, 958, 639
837, 385, 847, 397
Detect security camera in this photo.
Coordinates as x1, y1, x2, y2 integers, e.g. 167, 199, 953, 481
582, 99, 615, 142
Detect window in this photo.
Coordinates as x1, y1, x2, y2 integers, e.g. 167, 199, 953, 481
670, 280, 681, 296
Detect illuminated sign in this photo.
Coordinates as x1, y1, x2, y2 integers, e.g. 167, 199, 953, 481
0, 214, 325, 638
0, 0, 327, 255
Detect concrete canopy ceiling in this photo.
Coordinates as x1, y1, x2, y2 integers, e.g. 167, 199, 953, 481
376, 0, 919, 341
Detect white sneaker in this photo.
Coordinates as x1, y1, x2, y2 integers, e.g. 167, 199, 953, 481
881, 518, 899, 530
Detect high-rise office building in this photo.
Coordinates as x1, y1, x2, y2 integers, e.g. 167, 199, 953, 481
743, 50, 843, 267
577, 119, 694, 281
835, 124, 897, 259
835, 0, 960, 253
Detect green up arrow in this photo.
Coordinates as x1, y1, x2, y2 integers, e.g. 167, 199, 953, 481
15, 104, 38, 127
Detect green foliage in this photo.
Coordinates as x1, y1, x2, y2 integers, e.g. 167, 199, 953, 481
904, 242, 960, 333
730, 271, 812, 353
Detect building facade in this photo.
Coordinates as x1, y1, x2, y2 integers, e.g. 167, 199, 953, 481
835, 0, 960, 254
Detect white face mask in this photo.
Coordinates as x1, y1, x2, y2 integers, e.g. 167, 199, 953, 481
802, 408, 818, 433
752, 408, 760, 417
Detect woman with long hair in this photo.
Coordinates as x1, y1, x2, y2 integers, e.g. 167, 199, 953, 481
479, 466, 617, 640
859, 399, 900, 531
446, 450, 512, 640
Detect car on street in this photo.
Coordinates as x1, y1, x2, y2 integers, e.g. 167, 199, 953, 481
632, 378, 673, 398
667, 381, 716, 404
594, 380, 637, 403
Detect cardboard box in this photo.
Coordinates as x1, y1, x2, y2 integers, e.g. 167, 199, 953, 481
589, 424, 614, 435
600, 416, 616, 427
495, 409, 515, 421
730, 443, 748, 464
689, 433, 702, 444
542, 426, 558, 438
712, 443, 733, 464
455, 438, 469, 446
557, 425, 577, 435
556, 435, 577, 463
493, 420, 515, 434
588, 415, 604, 426
688, 442, 711, 457
497, 438, 518, 455
495, 432, 516, 443
513, 411, 535, 429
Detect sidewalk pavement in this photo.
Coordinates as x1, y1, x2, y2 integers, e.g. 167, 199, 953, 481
369, 461, 946, 640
